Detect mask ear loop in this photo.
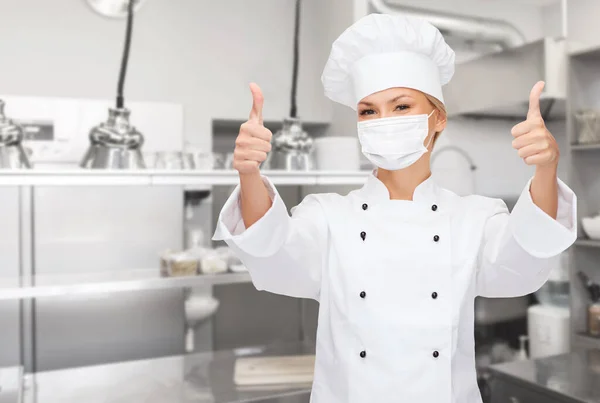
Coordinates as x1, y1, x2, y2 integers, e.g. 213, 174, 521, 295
424, 109, 438, 149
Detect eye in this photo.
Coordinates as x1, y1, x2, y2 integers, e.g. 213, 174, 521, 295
395, 104, 410, 111
359, 109, 376, 116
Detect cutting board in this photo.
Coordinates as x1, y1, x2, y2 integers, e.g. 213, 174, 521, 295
233, 355, 316, 386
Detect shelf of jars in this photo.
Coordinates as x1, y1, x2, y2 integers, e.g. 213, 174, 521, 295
568, 40, 600, 350
0, 169, 371, 187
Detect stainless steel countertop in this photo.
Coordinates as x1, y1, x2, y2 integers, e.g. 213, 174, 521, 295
489, 349, 600, 403
22, 343, 314, 403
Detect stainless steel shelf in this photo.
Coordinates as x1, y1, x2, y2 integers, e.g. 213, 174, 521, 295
569, 44, 600, 60
0, 170, 371, 187
574, 239, 600, 248
571, 143, 600, 151
0, 270, 252, 301
573, 333, 600, 350
21, 342, 314, 403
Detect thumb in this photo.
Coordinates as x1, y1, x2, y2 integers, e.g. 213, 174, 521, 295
527, 81, 545, 120
249, 83, 264, 125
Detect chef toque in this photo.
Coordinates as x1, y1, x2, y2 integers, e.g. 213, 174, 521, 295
321, 13, 455, 110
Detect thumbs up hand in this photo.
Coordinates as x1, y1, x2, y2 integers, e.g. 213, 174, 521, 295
511, 81, 559, 167
234, 83, 273, 175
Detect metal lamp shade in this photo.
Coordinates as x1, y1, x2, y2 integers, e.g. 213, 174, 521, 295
264, 118, 314, 171
0, 100, 32, 169
80, 108, 145, 169
86, 0, 148, 18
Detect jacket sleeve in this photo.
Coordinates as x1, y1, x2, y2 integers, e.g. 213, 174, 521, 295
476, 178, 577, 298
212, 176, 327, 301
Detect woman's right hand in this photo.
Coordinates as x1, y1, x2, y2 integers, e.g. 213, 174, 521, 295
233, 83, 273, 176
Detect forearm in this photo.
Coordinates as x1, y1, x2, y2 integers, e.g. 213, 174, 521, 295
530, 164, 558, 220
240, 172, 272, 228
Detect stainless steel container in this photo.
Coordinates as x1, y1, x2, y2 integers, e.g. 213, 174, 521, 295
80, 108, 145, 169
264, 118, 314, 171
0, 100, 32, 169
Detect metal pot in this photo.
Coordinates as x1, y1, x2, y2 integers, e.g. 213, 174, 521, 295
0, 100, 32, 169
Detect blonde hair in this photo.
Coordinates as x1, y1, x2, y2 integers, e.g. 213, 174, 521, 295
424, 94, 447, 144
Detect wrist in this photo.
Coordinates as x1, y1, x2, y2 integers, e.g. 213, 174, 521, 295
535, 163, 558, 179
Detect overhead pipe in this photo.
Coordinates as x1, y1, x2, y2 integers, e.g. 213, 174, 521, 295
370, 0, 526, 48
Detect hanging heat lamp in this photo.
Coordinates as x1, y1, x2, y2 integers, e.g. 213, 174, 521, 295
0, 100, 32, 169
264, 0, 314, 171
86, 0, 148, 19
80, 0, 145, 169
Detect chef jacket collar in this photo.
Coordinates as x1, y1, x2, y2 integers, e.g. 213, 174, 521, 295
361, 169, 438, 205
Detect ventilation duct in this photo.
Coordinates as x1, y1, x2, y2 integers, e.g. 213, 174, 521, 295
369, 0, 566, 121
369, 0, 526, 49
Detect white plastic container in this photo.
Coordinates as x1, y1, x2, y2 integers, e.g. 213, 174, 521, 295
527, 304, 570, 359
534, 251, 570, 307
313, 137, 360, 171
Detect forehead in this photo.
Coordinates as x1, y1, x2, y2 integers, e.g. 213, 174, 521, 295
358, 87, 425, 104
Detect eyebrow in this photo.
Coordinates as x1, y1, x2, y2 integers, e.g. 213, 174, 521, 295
387, 95, 412, 103
358, 95, 412, 107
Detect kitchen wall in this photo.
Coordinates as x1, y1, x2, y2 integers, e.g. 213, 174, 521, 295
0, 0, 565, 194
566, 0, 600, 54
0, 0, 333, 151
433, 119, 569, 198
324, 0, 569, 198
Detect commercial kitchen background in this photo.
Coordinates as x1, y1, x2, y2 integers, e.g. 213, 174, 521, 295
0, 0, 599, 402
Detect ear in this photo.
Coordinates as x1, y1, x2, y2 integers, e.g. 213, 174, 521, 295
433, 110, 447, 133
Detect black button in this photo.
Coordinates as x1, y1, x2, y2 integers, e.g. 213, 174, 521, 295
360, 291, 366, 299
433, 235, 440, 242
360, 350, 366, 358
432, 204, 438, 211
362, 203, 368, 211
433, 351, 439, 358
432, 292, 438, 299
360, 231, 366, 241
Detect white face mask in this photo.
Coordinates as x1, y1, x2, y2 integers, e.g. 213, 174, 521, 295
357, 110, 436, 171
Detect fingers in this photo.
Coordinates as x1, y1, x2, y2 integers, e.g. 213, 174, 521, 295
512, 130, 546, 149
240, 122, 272, 142
234, 148, 268, 163
523, 150, 555, 166
527, 81, 545, 120
236, 131, 272, 152
512, 130, 559, 166
516, 142, 548, 160
511, 120, 541, 137
249, 83, 264, 125
512, 81, 559, 168
236, 83, 269, 175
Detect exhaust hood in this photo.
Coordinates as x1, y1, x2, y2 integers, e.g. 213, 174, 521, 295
443, 38, 567, 121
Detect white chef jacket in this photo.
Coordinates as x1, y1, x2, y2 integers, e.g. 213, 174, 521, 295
213, 172, 577, 403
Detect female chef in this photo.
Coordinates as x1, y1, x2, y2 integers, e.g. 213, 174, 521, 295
213, 13, 577, 403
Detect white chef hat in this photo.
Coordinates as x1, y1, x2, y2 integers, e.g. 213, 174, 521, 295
321, 13, 455, 110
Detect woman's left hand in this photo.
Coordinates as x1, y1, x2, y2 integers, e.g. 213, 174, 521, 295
511, 81, 559, 168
